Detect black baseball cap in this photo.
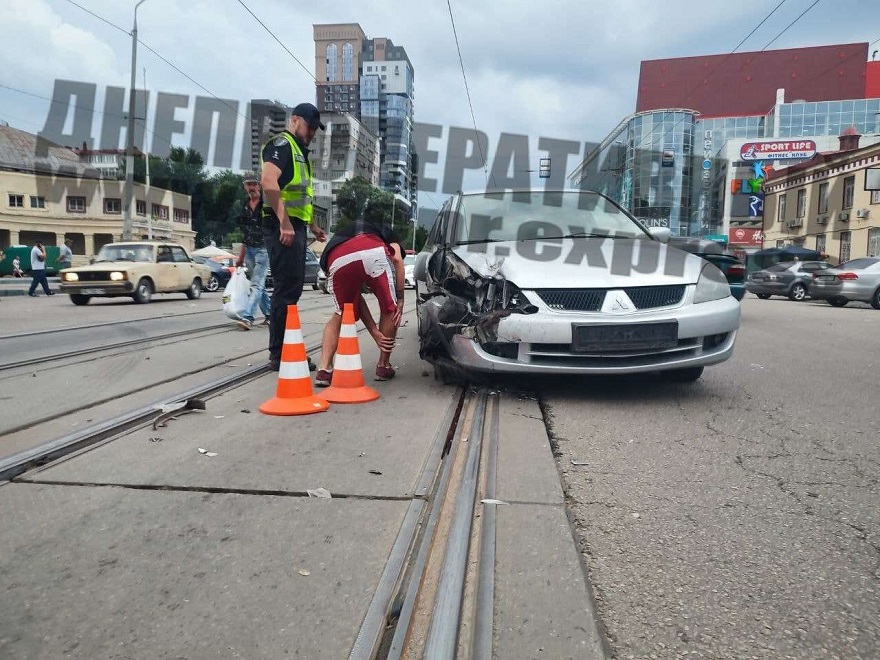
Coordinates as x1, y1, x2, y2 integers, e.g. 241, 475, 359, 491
291, 103, 325, 130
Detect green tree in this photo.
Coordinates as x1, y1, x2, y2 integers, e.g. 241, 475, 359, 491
334, 176, 375, 228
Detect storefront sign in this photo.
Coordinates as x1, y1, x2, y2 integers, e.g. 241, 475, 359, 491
728, 227, 764, 246
740, 140, 817, 161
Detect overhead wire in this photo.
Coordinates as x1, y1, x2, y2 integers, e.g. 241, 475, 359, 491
446, 0, 496, 190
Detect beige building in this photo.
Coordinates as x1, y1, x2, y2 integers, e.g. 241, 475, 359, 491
1, 126, 195, 263
763, 130, 880, 262
314, 23, 366, 116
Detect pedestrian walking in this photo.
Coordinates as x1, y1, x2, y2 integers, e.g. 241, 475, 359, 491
235, 172, 271, 330
260, 102, 327, 371
28, 242, 54, 297
315, 202, 406, 386
56, 239, 73, 272
12, 256, 23, 278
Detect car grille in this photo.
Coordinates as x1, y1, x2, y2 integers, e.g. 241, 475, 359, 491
536, 289, 605, 311
535, 285, 685, 311
624, 285, 686, 309
71, 272, 114, 282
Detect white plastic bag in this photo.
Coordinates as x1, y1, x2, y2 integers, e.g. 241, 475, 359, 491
222, 267, 250, 320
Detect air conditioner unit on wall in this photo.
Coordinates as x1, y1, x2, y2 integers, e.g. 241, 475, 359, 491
855, 209, 869, 219
838, 211, 850, 222
788, 218, 803, 228
816, 215, 827, 225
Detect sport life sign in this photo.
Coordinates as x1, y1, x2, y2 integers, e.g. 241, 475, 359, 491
740, 140, 817, 161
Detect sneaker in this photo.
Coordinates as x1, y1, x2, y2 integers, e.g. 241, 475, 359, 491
307, 356, 317, 372
268, 357, 280, 371
237, 318, 253, 330
28, 293, 37, 297
260, 317, 270, 326
375, 365, 396, 381
315, 369, 333, 387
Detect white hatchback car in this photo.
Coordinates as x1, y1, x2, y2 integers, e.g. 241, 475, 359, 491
414, 190, 741, 383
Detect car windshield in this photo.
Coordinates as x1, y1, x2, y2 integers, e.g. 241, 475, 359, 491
404, 255, 416, 266
451, 191, 650, 245
767, 262, 794, 272
94, 244, 153, 263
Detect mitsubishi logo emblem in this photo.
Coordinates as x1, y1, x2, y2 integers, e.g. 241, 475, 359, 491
602, 290, 635, 313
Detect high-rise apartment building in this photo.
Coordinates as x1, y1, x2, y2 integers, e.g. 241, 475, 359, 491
248, 99, 291, 172
313, 24, 417, 219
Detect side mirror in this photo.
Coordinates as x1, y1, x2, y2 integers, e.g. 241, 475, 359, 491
89, 257, 96, 264
648, 227, 671, 244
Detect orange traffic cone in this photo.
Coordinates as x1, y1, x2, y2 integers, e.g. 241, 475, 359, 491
318, 303, 380, 404
260, 305, 330, 416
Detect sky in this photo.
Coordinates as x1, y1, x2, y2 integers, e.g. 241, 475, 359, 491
1, 0, 879, 213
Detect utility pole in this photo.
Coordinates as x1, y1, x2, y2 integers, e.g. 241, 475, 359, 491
143, 66, 152, 240
122, 0, 150, 242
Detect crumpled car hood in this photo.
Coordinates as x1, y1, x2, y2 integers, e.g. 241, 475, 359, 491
451, 237, 705, 289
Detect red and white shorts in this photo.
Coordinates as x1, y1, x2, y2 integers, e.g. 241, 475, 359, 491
326, 234, 397, 320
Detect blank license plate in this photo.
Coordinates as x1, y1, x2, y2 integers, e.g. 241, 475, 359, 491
81, 288, 106, 295
573, 322, 678, 352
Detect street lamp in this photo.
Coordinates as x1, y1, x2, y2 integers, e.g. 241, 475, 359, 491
122, 0, 150, 242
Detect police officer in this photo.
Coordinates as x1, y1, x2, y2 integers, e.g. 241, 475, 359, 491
260, 102, 327, 371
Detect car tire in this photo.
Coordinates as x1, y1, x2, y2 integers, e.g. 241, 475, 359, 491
186, 278, 202, 300
828, 297, 848, 307
70, 294, 91, 306
788, 283, 807, 301
665, 366, 704, 383
871, 288, 880, 310
133, 278, 153, 304
756, 293, 772, 299
206, 275, 220, 292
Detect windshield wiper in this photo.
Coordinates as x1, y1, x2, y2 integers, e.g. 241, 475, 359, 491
455, 238, 506, 245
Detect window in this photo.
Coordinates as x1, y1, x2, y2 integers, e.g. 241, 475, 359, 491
777, 193, 787, 222
326, 44, 338, 82
30, 196, 46, 209
156, 246, 173, 263
342, 42, 353, 81
173, 208, 189, 223
151, 203, 168, 220
869, 228, 880, 256
839, 230, 852, 263
67, 196, 86, 213
843, 175, 855, 209
136, 200, 146, 216
872, 190, 880, 205
171, 246, 190, 263
103, 198, 121, 214
8, 194, 24, 208
818, 182, 829, 214
796, 188, 806, 218
816, 233, 826, 254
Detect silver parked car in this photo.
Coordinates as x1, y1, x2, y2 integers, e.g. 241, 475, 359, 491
809, 257, 880, 308
414, 190, 741, 383
746, 260, 832, 301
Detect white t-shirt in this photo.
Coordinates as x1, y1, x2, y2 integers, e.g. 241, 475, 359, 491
59, 244, 73, 261
31, 246, 46, 270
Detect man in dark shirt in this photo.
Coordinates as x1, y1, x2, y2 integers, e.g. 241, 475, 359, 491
234, 172, 272, 329
260, 103, 327, 370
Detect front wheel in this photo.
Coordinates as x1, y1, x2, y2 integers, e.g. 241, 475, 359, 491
205, 275, 220, 292
70, 294, 91, 306
828, 298, 848, 308
133, 278, 153, 304
871, 288, 880, 310
788, 283, 807, 301
186, 278, 202, 300
756, 293, 772, 300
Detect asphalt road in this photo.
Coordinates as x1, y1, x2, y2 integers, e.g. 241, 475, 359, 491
544, 295, 880, 659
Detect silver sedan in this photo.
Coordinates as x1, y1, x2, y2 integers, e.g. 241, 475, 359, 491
415, 190, 741, 383
809, 257, 880, 308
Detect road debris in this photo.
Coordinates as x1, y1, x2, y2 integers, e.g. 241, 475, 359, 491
307, 488, 332, 499
149, 437, 163, 443
198, 448, 218, 457
481, 499, 509, 505
368, 470, 383, 476
298, 569, 311, 576
570, 459, 589, 466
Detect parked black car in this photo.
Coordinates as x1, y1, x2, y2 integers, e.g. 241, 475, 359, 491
265, 248, 320, 291
667, 237, 746, 301
746, 260, 832, 301
191, 254, 231, 292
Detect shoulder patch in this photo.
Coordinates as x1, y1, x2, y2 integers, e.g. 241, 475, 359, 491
273, 137, 288, 146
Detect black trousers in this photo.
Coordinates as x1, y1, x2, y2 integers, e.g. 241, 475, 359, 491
29, 269, 51, 295
265, 219, 306, 360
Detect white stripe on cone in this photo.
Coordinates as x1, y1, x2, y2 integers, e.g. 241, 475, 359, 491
334, 353, 363, 371
340, 324, 357, 338
279, 360, 311, 380
282, 329, 305, 344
